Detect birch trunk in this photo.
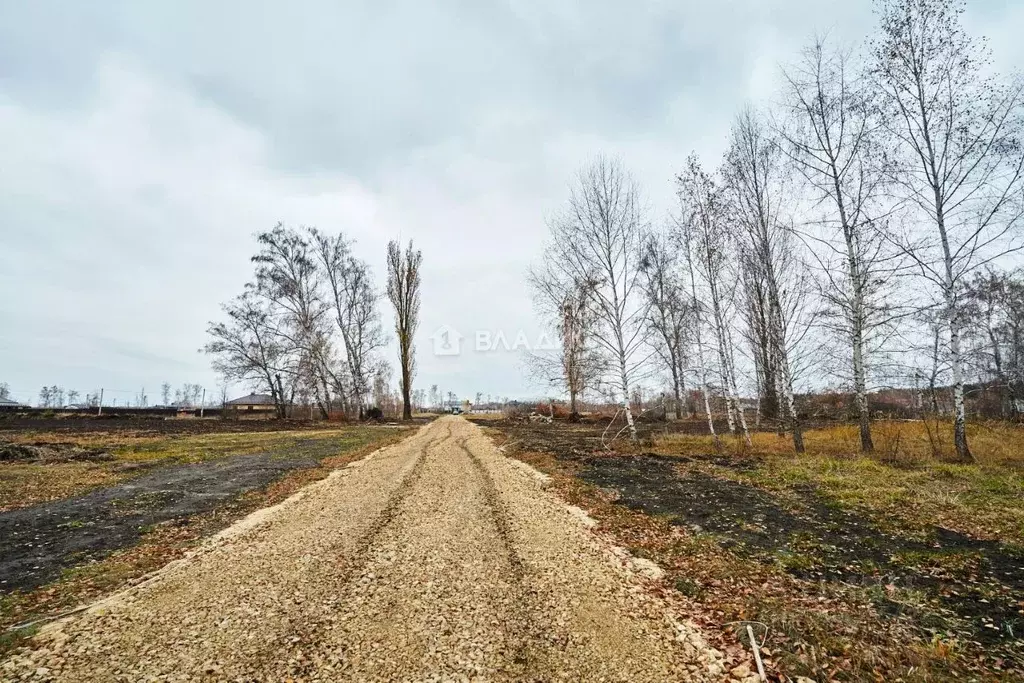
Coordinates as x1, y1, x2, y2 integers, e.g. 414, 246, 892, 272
616, 340, 638, 440
685, 247, 719, 446
711, 289, 750, 445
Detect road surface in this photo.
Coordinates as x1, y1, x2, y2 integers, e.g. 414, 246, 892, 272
3, 417, 718, 681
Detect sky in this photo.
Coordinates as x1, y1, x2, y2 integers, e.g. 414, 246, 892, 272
1, 0, 1022, 406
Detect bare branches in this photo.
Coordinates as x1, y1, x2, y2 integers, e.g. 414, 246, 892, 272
311, 229, 384, 419
778, 35, 905, 451
538, 157, 651, 440
872, 0, 1024, 461
206, 224, 388, 421
725, 108, 808, 452
527, 261, 604, 418
203, 290, 290, 418
639, 231, 693, 418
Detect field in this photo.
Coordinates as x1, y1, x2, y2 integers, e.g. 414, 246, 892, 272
480, 417, 1024, 681
0, 417, 414, 642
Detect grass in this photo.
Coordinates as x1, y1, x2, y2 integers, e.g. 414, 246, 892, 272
653, 420, 1024, 545
655, 419, 1024, 464
0, 427, 392, 511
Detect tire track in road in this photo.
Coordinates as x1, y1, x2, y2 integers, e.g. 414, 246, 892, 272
279, 426, 533, 682
455, 436, 552, 678
239, 422, 455, 677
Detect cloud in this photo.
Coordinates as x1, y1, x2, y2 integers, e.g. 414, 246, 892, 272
0, 0, 1020, 403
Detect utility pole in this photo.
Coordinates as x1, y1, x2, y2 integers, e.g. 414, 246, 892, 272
200, 387, 206, 418
98, 388, 104, 416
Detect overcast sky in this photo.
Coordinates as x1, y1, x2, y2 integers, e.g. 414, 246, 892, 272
1, 1, 1021, 406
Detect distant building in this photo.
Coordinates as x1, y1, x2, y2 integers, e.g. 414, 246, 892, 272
224, 393, 278, 413
0, 397, 28, 411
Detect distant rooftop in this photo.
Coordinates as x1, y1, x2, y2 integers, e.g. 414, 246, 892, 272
224, 393, 276, 406
0, 397, 27, 407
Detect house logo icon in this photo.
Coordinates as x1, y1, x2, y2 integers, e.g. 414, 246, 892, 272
430, 325, 463, 356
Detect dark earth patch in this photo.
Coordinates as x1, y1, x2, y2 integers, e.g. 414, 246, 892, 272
0, 416, 428, 438
580, 454, 1024, 650
0, 435, 358, 593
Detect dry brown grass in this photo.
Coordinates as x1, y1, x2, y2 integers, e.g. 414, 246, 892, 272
654, 419, 1024, 546
656, 419, 1024, 464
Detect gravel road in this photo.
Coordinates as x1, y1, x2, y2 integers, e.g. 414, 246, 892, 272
2, 417, 722, 681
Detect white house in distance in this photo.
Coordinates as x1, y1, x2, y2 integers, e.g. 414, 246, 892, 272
224, 393, 277, 414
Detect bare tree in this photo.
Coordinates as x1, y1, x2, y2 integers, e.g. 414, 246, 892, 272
725, 108, 808, 452
677, 155, 751, 446
679, 216, 721, 445
253, 224, 335, 419
872, 0, 1024, 461
639, 232, 693, 418
962, 268, 1024, 417
0, 382, 9, 401
160, 382, 171, 406
311, 230, 385, 419
736, 247, 780, 430
39, 386, 63, 408
527, 263, 603, 419
779, 36, 903, 452
371, 361, 394, 415
539, 157, 651, 440
386, 240, 422, 421
204, 291, 291, 418
67, 389, 80, 405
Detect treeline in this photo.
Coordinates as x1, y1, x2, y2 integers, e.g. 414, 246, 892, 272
204, 224, 423, 420
530, 0, 1024, 462
14, 383, 206, 409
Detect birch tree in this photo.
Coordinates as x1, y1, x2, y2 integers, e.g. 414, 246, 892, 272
540, 157, 650, 440
871, 0, 1024, 461
779, 36, 901, 452
677, 155, 751, 446
962, 268, 1024, 418
311, 230, 385, 419
725, 109, 807, 452
639, 232, 693, 418
679, 213, 720, 445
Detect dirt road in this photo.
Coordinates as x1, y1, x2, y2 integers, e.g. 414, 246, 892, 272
2, 417, 720, 681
